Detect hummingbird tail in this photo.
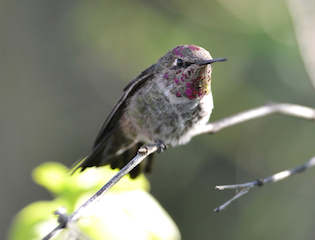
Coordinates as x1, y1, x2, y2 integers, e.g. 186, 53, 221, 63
71, 139, 155, 179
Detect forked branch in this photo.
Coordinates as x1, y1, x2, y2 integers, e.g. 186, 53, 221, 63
214, 155, 315, 212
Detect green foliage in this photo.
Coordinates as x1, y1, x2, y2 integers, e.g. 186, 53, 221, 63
8, 162, 180, 240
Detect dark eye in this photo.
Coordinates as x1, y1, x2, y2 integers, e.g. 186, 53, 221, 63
176, 59, 184, 67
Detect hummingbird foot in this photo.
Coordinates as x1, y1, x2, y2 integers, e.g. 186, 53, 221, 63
154, 139, 168, 153
137, 139, 167, 154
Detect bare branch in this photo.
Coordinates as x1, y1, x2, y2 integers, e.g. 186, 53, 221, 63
41, 143, 159, 240
214, 188, 249, 212
42, 223, 65, 240
70, 143, 158, 222
214, 155, 315, 212
192, 102, 315, 137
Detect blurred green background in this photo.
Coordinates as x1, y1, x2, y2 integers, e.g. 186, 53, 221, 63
2, 0, 315, 239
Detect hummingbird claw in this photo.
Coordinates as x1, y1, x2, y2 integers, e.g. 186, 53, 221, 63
138, 145, 149, 154
154, 139, 168, 153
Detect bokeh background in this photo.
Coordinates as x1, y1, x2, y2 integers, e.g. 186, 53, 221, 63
2, 0, 315, 239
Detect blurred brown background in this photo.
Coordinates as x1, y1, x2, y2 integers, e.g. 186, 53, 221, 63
2, 0, 315, 239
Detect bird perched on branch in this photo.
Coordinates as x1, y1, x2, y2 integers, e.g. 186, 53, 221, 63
72, 45, 226, 178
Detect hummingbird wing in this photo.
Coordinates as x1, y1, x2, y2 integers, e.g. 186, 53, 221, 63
71, 64, 156, 178
93, 63, 156, 147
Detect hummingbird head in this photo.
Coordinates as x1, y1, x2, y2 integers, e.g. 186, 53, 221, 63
157, 45, 226, 100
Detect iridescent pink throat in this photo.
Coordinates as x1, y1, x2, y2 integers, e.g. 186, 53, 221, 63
184, 73, 210, 100
163, 68, 210, 100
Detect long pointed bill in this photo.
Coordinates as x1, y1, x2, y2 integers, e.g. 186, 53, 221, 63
197, 58, 227, 66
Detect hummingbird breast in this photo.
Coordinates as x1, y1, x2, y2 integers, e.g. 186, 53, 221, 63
120, 78, 213, 147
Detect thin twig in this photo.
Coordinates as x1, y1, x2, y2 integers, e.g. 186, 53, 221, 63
192, 102, 315, 137
214, 188, 249, 212
70, 143, 158, 222
42, 223, 65, 240
214, 155, 315, 212
41, 143, 158, 240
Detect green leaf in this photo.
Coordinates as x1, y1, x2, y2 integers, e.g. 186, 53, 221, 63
8, 200, 68, 240
32, 162, 69, 195
77, 190, 181, 240
9, 162, 181, 240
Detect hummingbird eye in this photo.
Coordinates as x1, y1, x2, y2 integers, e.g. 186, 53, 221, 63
173, 59, 193, 68
176, 59, 184, 67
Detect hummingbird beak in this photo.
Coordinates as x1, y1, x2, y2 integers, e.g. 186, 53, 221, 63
197, 58, 227, 66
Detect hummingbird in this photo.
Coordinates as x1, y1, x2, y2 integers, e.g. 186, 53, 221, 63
73, 45, 227, 178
